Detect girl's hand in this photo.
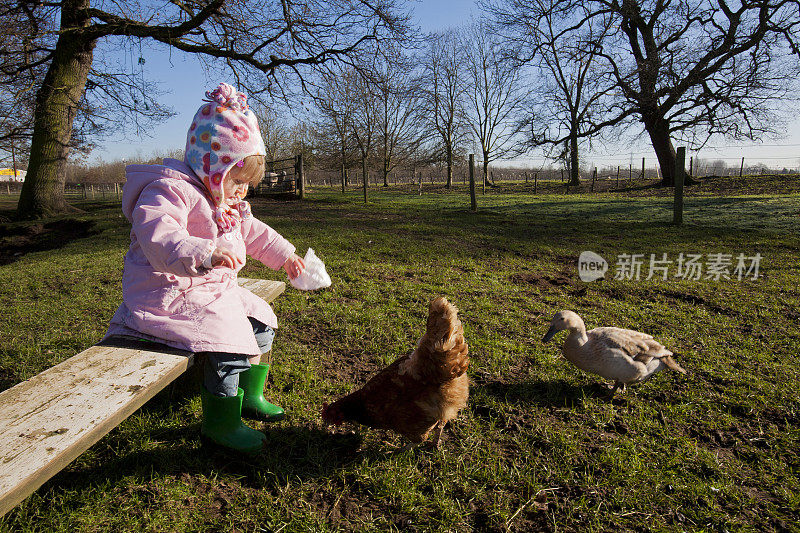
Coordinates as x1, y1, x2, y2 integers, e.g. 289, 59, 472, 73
283, 254, 306, 280
211, 247, 243, 269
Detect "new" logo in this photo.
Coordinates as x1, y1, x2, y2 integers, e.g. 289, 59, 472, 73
578, 251, 608, 282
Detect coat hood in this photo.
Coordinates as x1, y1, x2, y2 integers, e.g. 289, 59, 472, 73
122, 159, 203, 222
183, 82, 265, 234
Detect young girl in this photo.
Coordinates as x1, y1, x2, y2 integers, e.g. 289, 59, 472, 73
105, 82, 305, 453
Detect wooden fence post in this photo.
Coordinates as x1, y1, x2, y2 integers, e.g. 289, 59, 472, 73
295, 153, 305, 199
673, 147, 685, 226
363, 168, 368, 203
11, 144, 16, 181
689, 156, 693, 179
469, 154, 477, 212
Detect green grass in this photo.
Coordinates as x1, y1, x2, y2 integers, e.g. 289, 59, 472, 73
1, 177, 799, 531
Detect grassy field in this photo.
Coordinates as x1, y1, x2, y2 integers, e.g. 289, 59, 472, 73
1, 176, 799, 532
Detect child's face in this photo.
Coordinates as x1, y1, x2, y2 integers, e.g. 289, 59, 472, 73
223, 174, 249, 201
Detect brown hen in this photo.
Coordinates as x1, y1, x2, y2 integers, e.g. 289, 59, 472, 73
321, 297, 469, 447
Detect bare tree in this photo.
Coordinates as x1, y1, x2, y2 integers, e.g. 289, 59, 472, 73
288, 121, 315, 169
420, 30, 470, 188
497, 1, 613, 186
311, 116, 354, 191
484, 0, 800, 185
313, 69, 358, 192
348, 70, 379, 203
0, 4, 70, 167
463, 23, 529, 185
375, 52, 423, 187
2, 0, 409, 218
254, 107, 292, 163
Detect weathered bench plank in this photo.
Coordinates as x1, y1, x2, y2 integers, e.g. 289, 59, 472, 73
237, 277, 286, 304
0, 278, 285, 517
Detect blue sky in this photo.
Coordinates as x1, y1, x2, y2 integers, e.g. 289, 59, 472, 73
91, 0, 480, 164
91, 0, 799, 171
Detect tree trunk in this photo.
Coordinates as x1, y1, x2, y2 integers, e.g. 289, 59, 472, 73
17, 0, 96, 219
382, 130, 389, 187
569, 131, 580, 186
361, 155, 368, 203
482, 156, 489, 187
340, 138, 347, 193
644, 115, 678, 186
446, 145, 453, 188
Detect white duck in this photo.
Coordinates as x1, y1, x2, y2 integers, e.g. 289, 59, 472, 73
542, 310, 687, 397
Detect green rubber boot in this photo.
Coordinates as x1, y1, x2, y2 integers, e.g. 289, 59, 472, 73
240, 363, 285, 422
200, 387, 266, 453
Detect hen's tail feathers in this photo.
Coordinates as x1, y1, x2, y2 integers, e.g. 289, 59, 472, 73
662, 355, 687, 374
417, 297, 469, 382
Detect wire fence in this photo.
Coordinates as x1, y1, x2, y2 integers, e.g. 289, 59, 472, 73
2, 152, 797, 198
301, 160, 799, 188
497, 150, 800, 180
0, 182, 124, 199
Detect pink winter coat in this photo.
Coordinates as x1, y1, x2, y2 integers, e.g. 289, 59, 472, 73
104, 158, 296, 355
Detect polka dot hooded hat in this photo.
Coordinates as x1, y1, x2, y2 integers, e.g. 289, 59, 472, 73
184, 82, 266, 233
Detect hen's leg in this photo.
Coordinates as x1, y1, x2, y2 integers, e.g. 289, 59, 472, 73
431, 421, 445, 449
395, 442, 414, 454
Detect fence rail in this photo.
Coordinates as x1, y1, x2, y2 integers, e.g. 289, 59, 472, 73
2, 161, 797, 199
297, 163, 800, 188
0, 182, 124, 199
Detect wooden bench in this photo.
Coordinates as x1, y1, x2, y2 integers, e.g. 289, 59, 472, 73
0, 278, 285, 517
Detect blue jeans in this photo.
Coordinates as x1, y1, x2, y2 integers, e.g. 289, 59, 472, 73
203, 317, 275, 397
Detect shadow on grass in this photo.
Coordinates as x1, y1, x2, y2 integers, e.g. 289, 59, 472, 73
22, 341, 366, 497
0, 219, 100, 265
0, 367, 19, 393
473, 378, 612, 408
258, 194, 790, 261
40, 419, 365, 500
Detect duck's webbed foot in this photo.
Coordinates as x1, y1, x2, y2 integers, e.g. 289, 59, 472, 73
607, 381, 625, 399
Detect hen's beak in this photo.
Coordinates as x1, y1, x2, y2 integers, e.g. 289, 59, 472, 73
542, 325, 558, 343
